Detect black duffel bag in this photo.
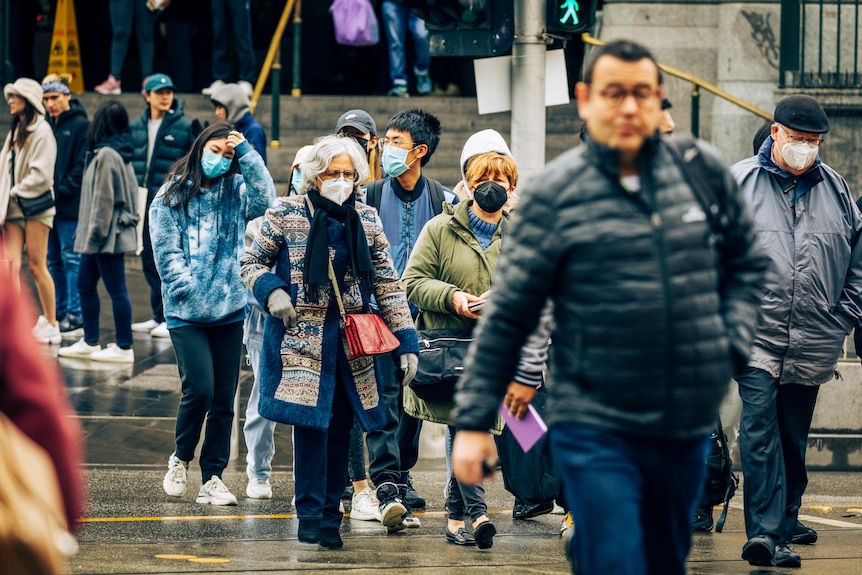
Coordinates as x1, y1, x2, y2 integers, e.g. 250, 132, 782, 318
409, 326, 473, 402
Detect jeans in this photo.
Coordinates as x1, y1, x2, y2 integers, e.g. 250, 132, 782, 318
551, 424, 708, 575
47, 217, 80, 318
171, 321, 244, 481
108, 0, 157, 80
293, 350, 355, 529
445, 426, 487, 522
77, 253, 133, 348
366, 351, 422, 487
141, 198, 164, 323
381, 0, 430, 86
347, 420, 367, 483
243, 336, 277, 480
736, 366, 820, 543
210, 0, 256, 82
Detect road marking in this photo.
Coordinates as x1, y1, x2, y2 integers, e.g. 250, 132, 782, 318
728, 502, 862, 528
77, 509, 502, 524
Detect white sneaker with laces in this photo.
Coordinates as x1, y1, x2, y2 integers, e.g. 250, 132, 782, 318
237, 80, 254, 98
350, 487, 380, 521
58, 338, 101, 359
246, 467, 272, 499
201, 79, 226, 96
163, 453, 188, 497
132, 319, 160, 333
90, 343, 134, 363
150, 322, 170, 338
197, 475, 238, 506
32, 315, 62, 344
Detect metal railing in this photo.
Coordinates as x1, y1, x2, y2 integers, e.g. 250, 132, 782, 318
780, 0, 862, 88
582, 33, 773, 138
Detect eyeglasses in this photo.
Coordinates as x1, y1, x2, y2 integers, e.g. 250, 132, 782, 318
319, 170, 357, 181
779, 127, 823, 146
381, 139, 417, 150
593, 86, 659, 106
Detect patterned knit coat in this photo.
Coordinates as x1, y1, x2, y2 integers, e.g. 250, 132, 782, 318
241, 195, 419, 431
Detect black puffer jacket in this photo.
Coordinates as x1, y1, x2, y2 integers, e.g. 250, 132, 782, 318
453, 135, 768, 439
48, 99, 89, 219
130, 97, 198, 201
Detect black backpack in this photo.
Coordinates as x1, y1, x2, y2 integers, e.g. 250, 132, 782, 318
364, 176, 448, 216
699, 416, 738, 533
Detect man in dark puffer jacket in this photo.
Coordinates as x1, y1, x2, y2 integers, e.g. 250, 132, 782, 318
130, 73, 200, 337
450, 40, 768, 575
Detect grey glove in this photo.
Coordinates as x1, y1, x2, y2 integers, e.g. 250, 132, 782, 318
267, 288, 297, 328
400, 353, 418, 387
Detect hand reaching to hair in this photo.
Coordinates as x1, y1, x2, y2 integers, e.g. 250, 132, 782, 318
267, 288, 297, 328
226, 130, 246, 151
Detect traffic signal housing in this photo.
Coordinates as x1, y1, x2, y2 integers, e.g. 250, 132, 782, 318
406, 0, 514, 57
547, 0, 597, 36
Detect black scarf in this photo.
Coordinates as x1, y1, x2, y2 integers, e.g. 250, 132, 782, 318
304, 190, 374, 303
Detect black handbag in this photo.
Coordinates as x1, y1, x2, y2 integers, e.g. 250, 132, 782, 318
10, 149, 54, 217
409, 314, 474, 401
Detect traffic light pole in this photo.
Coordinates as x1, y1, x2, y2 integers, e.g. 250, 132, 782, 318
511, 0, 547, 179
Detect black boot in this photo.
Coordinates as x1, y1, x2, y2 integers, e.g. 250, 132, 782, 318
319, 527, 343, 549
298, 519, 321, 543
691, 506, 714, 532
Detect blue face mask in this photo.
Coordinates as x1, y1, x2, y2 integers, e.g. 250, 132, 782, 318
291, 169, 303, 193
381, 144, 417, 178
201, 149, 233, 179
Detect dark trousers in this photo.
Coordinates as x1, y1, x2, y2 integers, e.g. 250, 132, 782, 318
108, 0, 157, 80
141, 198, 164, 323
737, 366, 820, 543
78, 253, 133, 348
171, 321, 244, 481
551, 424, 708, 575
347, 419, 366, 482
293, 352, 355, 529
366, 350, 422, 486
210, 0, 256, 82
445, 426, 487, 522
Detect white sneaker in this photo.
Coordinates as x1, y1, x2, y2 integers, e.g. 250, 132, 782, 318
350, 487, 380, 521
90, 343, 134, 363
201, 79, 226, 96
197, 475, 238, 506
150, 322, 170, 338
246, 467, 272, 499
132, 319, 160, 333
32, 316, 62, 344
163, 453, 188, 497
237, 80, 254, 98
58, 338, 101, 359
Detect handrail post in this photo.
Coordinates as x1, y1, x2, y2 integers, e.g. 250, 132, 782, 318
292, 0, 303, 96
250, 0, 296, 114
690, 83, 700, 138
271, 46, 281, 148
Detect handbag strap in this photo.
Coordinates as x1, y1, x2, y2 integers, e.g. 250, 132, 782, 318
304, 194, 347, 322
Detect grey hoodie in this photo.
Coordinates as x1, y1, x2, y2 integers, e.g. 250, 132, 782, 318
210, 83, 250, 124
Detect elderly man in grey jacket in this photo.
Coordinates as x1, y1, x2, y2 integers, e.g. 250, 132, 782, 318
730, 94, 862, 568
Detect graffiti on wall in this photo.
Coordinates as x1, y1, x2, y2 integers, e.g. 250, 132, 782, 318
741, 10, 780, 69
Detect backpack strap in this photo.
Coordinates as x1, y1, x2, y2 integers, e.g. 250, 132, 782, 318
713, 414, 739, 533
365, 178, 387, 212
427, 177, 446, 216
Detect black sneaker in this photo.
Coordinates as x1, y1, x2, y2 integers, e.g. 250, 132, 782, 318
403, 478, 426, 509
742, 535, 776, 566
773, 543, 802, 567
691, 506, 714, 532
791, 520, 817, 545
376, 482, 406, 533
399, 486, 421, 528
319, 526, 343, 549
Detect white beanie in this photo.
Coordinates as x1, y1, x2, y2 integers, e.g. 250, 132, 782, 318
4, 78, 46, 115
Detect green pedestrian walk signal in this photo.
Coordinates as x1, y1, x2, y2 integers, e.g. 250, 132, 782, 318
548, 0, 597, 35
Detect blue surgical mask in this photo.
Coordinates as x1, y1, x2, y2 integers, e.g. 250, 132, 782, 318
291, 169, 303, 193
201, 149, 233, 179
381, 144, 417, 178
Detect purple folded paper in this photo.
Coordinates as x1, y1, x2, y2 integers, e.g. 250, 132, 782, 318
498, 402, 548, 452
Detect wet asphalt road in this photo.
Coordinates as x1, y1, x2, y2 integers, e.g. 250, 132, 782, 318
47, 259, 862, 574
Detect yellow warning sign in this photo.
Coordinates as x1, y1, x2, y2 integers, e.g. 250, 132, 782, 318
46, 0, 84, 92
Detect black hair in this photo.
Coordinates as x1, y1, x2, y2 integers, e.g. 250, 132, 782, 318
752, 120, 773, 155
9, 100, 36, 149
385, 108, 441, 166
161, 122, 239, 208
583, 39, 661, 86
87, 100, 129, 148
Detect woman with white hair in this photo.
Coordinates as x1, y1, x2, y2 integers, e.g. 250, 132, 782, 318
0, 78, 60, 344
241, 134, 419, 549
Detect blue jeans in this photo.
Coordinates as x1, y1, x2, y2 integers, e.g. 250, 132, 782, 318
47, 217, 80, 318
78, 253, 133, 348
381, 0, 430, 87
551, 424, 708, 575
736, 366, 820, 543
243, 316, 277, 480
108, 0, 157, 80
210, 0, 256, 82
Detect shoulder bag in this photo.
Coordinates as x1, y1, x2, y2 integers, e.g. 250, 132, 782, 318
409, 313, 474, 402
10, 149, 55, 217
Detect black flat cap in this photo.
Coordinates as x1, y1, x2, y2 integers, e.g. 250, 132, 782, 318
774, 94, 829, 133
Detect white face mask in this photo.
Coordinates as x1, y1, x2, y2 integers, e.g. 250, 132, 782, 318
781, 141, 819, 171
319, 177, 354, 205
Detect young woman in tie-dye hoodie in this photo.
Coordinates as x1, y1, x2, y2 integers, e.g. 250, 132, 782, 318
149, 122, 276, 506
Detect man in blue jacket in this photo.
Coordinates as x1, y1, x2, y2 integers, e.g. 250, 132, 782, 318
730, 95, 862, 568
130, 73, 199, 338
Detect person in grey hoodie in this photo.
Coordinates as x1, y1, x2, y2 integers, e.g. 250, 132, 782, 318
210, 83, 267, 165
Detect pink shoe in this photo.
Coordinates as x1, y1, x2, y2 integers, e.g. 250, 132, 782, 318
95, 75, 122, 95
